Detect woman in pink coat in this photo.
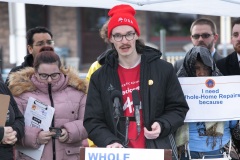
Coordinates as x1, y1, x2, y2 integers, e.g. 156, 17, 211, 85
8, 50, 88, 160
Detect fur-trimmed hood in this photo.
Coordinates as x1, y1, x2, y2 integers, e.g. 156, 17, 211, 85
8, 67, 87, 96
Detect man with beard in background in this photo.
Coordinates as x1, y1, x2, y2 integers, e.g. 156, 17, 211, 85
217, 17, 240, 75
5, 26, 54, 85
174, 18, 223, 73
216, 17, 240, 157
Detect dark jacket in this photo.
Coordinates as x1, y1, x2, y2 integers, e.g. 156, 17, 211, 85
216, 51, 240, 151
216, 51, 240, 76
0, 59, 3, 82
5, 54, 33, 86
84, 46, 189, 149
0, 81, 25, 160
0, 74, 3, 82
174, 51, 223, 73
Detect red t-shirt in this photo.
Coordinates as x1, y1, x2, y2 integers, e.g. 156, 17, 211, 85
118, 64, 145, 148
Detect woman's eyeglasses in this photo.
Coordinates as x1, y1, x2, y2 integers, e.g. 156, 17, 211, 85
38, 72, 60, 80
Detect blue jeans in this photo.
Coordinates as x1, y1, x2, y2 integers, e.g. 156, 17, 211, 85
180, 148, 225, 159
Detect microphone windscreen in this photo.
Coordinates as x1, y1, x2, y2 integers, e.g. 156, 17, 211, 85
111, 90, 122, 102
132, 90, 140, 105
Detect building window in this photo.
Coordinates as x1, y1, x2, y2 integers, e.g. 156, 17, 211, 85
149, 12, 197, 37
25, 4, 48, 30
82, 8, 108, 32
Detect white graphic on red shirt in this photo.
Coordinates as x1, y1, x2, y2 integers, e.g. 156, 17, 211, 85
123, 96, 133, 113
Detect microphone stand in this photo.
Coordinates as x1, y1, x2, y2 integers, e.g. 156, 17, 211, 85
119, 116, 135, 147
120, 116, 135, 148
124, 117, 129, 147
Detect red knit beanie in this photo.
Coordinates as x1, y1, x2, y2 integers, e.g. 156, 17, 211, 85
107, 4, 140, 38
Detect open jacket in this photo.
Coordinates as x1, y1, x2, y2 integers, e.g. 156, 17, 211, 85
0, 82, 24, 160
8, 67, 88, 160
84, 46, 189, 150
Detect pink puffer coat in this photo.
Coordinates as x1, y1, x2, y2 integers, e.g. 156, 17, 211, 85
8, 67, 88, 160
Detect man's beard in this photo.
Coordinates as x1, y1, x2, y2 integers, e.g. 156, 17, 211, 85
197, 41, 214, 51
234, 42, 240, 53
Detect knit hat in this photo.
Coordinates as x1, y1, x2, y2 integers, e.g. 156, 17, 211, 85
107, 4, 140, 38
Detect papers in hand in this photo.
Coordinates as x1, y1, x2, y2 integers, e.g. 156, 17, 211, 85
24, 97, 55, 129
16, 97, 55, 160
0, 94, 10, 126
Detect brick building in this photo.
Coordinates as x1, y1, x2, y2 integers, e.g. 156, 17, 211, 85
0, 2, 226, 72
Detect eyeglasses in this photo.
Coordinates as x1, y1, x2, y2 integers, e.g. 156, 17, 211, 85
34, 40, 54, 47
191, 33, 213, 40
38, 72, 61, 80
112, 32, 136, 42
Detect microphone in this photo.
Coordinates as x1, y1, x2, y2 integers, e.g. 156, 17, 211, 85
132, 90, 141, 135
111, 90, 122, 119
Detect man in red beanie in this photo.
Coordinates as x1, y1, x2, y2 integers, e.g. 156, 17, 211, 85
84, 4, 189, 159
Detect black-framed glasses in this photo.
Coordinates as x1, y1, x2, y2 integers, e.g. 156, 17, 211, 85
38, 72, 61, 80
191, 33, 213, 40
112, 32, 136, 42
34, 40, 54, 47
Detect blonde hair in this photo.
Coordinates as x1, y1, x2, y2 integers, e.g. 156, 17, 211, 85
99, 19, 110, 44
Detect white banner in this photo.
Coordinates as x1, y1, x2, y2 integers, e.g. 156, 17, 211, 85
85, 147, 165, 160
179, 76, 240, 122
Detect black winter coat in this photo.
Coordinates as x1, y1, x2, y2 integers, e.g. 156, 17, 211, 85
5, 54, 33, 86
216, 51, 240, 76
216, 51, 240, 150
0, 82, 24, 160
84, 46, 189, 150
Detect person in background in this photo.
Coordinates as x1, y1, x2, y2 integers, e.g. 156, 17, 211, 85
176, 46, 238, 159
86, 20, 110, 82
217, 17, 240, 76
5, 26, 54, 85
83, 4, 189, 160
0, 81, 24, 160
216, 17, 240, 153
0, 59, 3, 82
174, 18, 223, 73
8, 50, 88, 160
85, 50, 110, 82
85, 20, 110, 147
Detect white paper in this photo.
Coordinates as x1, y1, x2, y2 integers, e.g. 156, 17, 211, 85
16, 97, 55, 160
179, 76, 240, 122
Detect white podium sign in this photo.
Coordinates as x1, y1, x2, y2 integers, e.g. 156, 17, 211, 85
179, 76, 240, 122
85, 147, 164, 160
